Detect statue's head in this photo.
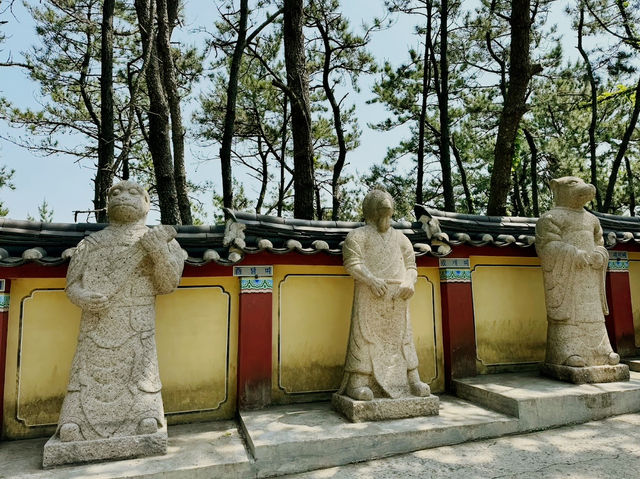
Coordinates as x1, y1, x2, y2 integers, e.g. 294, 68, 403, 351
107, 180, 150, 224
550, 176, 596, 209
363, 188, 394, 232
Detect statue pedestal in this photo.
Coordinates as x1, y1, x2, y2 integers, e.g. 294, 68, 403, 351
541, 363, 630, 384
42, 426, 167, 468
332, 393, 439, 423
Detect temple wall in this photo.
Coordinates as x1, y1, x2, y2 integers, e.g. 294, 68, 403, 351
271, 265, 444, 404
628, 252, 640, 347
2, 276, 237, 440
1, 245, 638, 440
470, 256, 547, 371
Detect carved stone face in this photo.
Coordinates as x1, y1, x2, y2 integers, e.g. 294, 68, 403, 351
107, 181, 150, 224
550, 176, 596, 209
363, 189, 394, 232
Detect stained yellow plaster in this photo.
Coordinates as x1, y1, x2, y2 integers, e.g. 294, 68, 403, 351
471, 257, 547, 368
3, 276, 237, 439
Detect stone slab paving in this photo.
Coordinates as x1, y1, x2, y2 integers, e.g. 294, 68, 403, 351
282, 412, 640, 479
0, 421, 252, 479
240, 395, 518, 478
454, 370, 640, 431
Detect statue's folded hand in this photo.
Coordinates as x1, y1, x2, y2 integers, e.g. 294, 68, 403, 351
395, 282, 415, 300
368, 277, 387, 297
77, 290, 109, 312
575, 250, 590, 269
588, 251, 605, 269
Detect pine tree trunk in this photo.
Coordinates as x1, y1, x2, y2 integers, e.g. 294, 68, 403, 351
157, 0, 192, 224
439, 0, 454, 211
283, 0, 315, 219
577, 7, 602, 210
95, 0, 115, 222
315, 22, 346, 220
523, 128, 539, 216
416, 2, 433, 206
626, 156, 636, 216
219, 0, 248, 215
135, 0, 180, 224
487, 0, 537, 216
603, 76, 640, 212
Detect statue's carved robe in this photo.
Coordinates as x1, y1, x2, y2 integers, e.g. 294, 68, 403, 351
340, 225, 419, 398
535, 207, 614, 366
58, 224, 184, 440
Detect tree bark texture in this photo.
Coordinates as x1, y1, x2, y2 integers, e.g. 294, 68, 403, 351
157, 0, 192, 224
439, 0, 454, 211
416, 2, 432, 207
625, 156, 636, 216
284, 0, 315, 219
95, 0, 115, 222
522, 128, 539, 216
487, 0, 536, 216
219, 0, 248, 216
603, 75, 640, 212
135, 0, 180, 224
315, 21, 347, 220
577, 7, 602, 210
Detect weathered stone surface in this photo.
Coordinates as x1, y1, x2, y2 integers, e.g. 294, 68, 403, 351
337, 188, 433, 416
540, 363, 629, 384
43, 426, 167, 468
454, 371, 640, 432
44, 180, 185, 467
623, 358, 640, 372
332, 393, 439, 422
535, 176, 626, 384
241, 397, 517, 477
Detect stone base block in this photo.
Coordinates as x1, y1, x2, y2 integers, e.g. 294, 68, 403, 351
332, 393, 439, 422
541, 363, 630, 384
42, 426, 168, 468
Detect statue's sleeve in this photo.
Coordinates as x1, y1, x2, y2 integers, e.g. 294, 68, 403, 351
150, 238, 185, 295
592, 215, 610, 315
535, 213, 576, 320
400, 233, 417, 272
343, 230, 365, 275
65, 239, 89, 308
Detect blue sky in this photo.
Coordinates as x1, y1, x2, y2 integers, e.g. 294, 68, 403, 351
0, 0, 571, 223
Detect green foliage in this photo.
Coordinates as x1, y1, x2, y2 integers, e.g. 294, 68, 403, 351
27, 198, 54, 222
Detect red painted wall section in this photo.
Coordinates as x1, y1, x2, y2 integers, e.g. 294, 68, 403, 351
237, 278, 273, 410
605, 270, 637, 357
0, 279, 11, 438
439, 258, 477, 389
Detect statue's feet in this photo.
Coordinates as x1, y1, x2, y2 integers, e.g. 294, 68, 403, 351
565, 355, 586, 367
346, 386, 374, 401
138, 418, 158, 435
59, 423, 83, 442
409, 380, 430, 397
608, 352, 620, 365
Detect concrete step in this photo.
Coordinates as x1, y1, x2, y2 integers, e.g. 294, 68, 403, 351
0, 421, 252, 479
239, 395, 518, 478
622, 358, 640, 372
454, 371, 640, 432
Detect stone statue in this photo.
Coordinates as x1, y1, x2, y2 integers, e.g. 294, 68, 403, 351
332, 188, 438, 422
536, 176, 629, 384
43, 181, 185, 467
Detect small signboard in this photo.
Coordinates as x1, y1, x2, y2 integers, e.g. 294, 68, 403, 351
233, 265, 273, 277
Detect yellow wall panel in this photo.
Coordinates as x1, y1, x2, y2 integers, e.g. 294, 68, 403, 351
471, 258, 547, 367
273, 265, 443, 402
628, 260, 640, 347
3, 276, 237, 439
